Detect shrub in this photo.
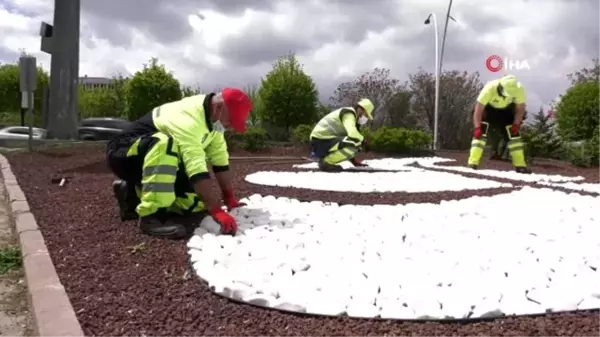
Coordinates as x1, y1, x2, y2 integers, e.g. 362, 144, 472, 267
290, 124, 313, 145
368, 127, 432, 154
225, 126, 269, 152
241, 126, 268, 151
567, 127, 599, 167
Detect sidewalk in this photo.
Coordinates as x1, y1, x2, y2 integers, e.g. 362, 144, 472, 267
0, 174, 33, 336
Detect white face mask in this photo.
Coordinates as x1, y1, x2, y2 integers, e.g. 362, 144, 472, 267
213, 120, 226, 133
358, 115, 369, 126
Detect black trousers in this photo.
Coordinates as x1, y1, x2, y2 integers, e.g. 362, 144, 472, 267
105, 134, 195, 198
309, 138, 339, 158
482, 103, 516, 141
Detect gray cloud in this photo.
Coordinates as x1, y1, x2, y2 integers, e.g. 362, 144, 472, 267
216, 22, 315, 67
4, 0, 595, 109
0, 47, 19, 64
81, 0, 195, 45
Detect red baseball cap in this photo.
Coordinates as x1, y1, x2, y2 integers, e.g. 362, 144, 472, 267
222, 87, 252, 132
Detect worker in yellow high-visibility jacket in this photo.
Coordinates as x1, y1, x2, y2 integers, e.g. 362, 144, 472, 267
105, 88, 252, 239
468, 74, 532, 174
309, 98, 375, 172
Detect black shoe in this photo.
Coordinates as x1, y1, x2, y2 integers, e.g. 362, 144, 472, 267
515, 166, 532, 174
139, 216, 188, 239
468, 164, 478, 170
112, 180, 140, 221
318, 160, 344, 172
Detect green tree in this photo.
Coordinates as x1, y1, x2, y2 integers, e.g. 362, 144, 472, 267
125, 57, 181, 121
78, 73, 128, 119
258, 52, 319, 133
555, 80, 599, 141
567, 58, 599, 85
521, 107, 563, 160
181, 84, 202, 97
244, 84, 266, 126
0, 61, 49, 117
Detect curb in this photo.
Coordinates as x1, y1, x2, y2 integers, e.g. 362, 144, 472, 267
0, 154, 84, 337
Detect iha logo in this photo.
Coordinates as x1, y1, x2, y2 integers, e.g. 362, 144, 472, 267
485, 55, 530, 72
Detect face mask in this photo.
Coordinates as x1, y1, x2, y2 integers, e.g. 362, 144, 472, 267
212, 120, 226, 133
358, 115, 369, 126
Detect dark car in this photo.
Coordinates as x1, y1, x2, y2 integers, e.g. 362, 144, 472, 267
78, 117, 131, 141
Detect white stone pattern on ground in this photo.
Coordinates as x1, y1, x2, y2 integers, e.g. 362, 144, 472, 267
188, 187, 600, 319
538, 182, 600, 194
293, 157, 456, 171
417, 161, 585, 183
245, 169, 513, 193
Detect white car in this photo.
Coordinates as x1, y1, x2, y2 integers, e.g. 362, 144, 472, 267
0, 126, 47, 140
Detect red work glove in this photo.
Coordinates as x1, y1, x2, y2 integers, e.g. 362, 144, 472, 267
510, 123, 520, 136
473, 126, 483, 139
351, 157, 368, 167
223, 188, 246, 211
208, 206, 238, 235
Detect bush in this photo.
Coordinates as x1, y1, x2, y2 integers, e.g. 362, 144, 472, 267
125, 57, 181, 121
290, 124, 313, 145
241, 126, 268, 151
368, 127, 432, 154
556, 80, 599, 141
359, 126, 374, 151
259, 52, 320, 134
567, 127, 599, 167
225, 126, 268, 152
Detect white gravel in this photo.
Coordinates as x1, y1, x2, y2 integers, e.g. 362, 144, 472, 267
538, 182, 600, 194
294, 157, 455, 171
245, 169, 512, 193
417, 161, 585, 183
188, 187, 600, 319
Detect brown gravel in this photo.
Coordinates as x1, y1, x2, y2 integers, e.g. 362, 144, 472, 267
5, 145, 600, 336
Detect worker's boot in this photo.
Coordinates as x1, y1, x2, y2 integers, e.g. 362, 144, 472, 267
138, 216, 188, 239
318, 159, 343, 172
112, 180, 140, 221
468, 164, 478, 170
515, 166, 532, 174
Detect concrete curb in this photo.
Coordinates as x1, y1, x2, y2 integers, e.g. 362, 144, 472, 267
0, 154, 84, 337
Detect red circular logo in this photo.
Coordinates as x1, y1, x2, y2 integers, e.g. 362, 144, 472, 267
486, 55, 503, 72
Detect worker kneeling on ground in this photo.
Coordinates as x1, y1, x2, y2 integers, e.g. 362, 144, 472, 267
467, 74, 532, 174
105, 89, 252, 239
309, 98, 375, 172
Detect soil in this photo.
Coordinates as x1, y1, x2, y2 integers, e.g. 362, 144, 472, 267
0, 174, 34, 337
5, 145, 600, 336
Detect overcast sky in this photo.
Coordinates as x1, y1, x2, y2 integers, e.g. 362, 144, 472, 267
1, 0, 598, 110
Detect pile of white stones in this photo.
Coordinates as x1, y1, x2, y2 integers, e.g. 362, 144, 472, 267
188, 187, 600, 319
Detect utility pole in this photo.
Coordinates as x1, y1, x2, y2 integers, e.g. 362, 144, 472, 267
40, 0, 81, 139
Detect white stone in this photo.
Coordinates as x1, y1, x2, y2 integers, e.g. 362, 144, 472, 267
188, 186, 600, 319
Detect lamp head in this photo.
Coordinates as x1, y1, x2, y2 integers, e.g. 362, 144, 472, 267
424, 14, 432, 24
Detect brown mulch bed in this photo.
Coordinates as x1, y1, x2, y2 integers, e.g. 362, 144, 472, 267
4, 145, 599, 336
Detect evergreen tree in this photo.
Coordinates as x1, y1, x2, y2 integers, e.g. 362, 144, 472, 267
521, 107, 563, 159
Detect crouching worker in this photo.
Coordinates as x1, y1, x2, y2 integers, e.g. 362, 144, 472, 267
468, 74, 532, 174
105, 88, 252, 239
308, 98, 375, 172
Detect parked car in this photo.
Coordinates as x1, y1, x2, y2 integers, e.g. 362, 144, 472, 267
0, 126, 47, 140
78, 117, 131, 141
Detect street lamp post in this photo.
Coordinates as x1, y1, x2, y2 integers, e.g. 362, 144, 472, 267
424, 13, 440, 151
439, 0, 455, 75
424, 2, 455, 151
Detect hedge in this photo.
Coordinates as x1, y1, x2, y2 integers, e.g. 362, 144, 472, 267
226, 125, 432, 155
368, 127, 432, 154
225, 126, 268, 152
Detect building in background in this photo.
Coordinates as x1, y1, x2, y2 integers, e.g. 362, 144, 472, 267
79, 75, 113, 90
